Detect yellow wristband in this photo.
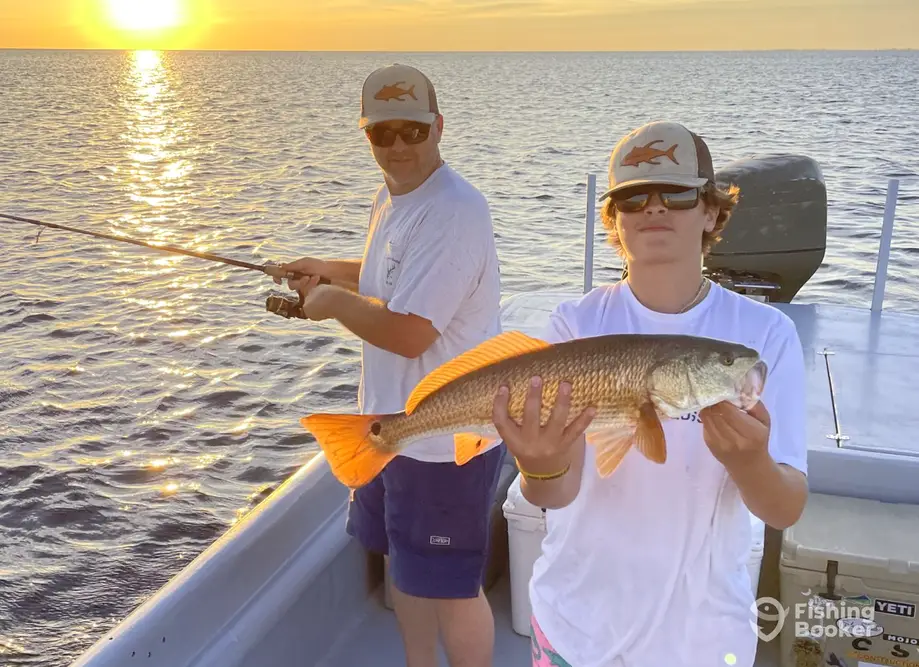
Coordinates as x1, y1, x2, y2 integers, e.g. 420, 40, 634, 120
516, 458, 571, 481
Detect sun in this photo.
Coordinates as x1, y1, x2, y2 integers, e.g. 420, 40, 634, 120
75, 0, 210, 49
107, 0, 183, 32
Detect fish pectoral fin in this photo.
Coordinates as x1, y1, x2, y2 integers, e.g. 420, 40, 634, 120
300, 414, 396, 489
587, 404, 667, 477
588, 426, 635, 477
635, 402, 667, 464
454, 433, 496, 466
404, 331, 552, 415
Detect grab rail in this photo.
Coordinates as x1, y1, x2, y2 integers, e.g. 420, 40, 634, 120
583, 174, 596, 295
871, 178, 901, 313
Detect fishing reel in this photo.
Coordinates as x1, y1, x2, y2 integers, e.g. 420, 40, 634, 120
265, 291, 308, 319
263, 266, 332, 320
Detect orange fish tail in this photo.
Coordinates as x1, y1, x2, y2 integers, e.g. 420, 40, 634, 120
300, 413, 397, 489
407, 84, 417, 99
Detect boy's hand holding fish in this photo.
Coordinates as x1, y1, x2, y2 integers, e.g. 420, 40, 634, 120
701, 399, 808, 529
493, 375, 597, 473
492, 375, 597, 509
700, 399, 770, 470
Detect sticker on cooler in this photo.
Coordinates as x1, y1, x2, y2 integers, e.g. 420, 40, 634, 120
875, 599, 917, 618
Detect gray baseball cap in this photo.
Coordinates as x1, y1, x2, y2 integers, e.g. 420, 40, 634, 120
359, 64, 440, 129
599, 121, 715, 200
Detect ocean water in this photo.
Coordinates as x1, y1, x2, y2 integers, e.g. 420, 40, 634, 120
0, 49, 917, 664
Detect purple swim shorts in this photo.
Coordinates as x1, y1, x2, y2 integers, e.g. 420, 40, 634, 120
346, 443, 506, 599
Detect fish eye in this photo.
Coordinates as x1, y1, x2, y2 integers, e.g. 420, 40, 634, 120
721, 352, 735, 366
371, 421, 382, 436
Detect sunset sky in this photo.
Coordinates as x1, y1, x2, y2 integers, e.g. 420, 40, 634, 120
0, 0, 916, 51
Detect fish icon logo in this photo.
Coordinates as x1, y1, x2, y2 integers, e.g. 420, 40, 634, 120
620, 140, 680, 168
374, 82, 417, 102
750, 596, 788, 642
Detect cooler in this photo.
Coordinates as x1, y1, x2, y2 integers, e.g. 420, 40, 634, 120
778, 493, 919, 667
501, 472, 767, 638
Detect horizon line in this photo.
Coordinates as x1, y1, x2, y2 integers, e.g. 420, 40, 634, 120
1, 47, 916, 53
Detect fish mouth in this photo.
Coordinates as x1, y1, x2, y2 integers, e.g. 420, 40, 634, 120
733, 359, 767, 410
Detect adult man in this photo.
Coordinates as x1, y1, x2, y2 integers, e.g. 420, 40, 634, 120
492, 121, 809, 667
274, 64, 504, 667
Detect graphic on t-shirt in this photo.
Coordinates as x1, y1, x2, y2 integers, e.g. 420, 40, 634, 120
384, 238, 402, 287
678, 411, 703, 424
385, 256, 400, 287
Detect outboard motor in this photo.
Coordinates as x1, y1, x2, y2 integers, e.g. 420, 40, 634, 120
704, 155, 827, 303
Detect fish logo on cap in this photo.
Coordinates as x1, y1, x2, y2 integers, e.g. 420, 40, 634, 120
621, 140, 680, 168
374, 82, 418, 102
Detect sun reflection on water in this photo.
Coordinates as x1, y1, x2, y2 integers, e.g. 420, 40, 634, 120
106, 50, 218, 342
114, 50, 193, 241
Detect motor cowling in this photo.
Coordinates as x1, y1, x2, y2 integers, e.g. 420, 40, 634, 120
705, 154, 828, 303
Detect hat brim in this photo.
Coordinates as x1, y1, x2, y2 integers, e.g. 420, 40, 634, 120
359, 109, 437, 129
598, 174, 709, 201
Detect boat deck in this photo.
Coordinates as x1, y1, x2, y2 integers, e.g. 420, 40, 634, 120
319, 575, 530, 667
319, 573, 782, 667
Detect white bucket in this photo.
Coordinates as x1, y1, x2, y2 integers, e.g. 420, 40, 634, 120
748, 514, 766, 595
501, 474, 546, 637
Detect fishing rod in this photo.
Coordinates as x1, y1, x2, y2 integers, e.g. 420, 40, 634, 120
0, 212, 328, 319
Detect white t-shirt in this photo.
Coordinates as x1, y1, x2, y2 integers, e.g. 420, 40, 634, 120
357, 163, 502, 462
528, 280, 808, 667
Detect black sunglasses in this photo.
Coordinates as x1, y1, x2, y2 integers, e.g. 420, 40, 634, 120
365, 122, 431, 148
612, 186, 701, 213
